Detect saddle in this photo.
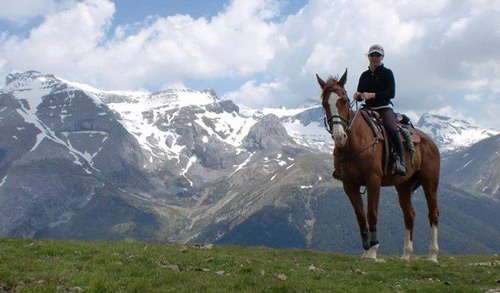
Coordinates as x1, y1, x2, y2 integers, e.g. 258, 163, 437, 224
362, 110, 420, 143
360, 109, 420, 175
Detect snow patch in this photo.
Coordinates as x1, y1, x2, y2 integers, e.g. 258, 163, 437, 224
455, 158, 475, 172
180, 155, 197, 187
239, 104, 316, 118
229, 152, 254, 177
0, 175, 7, 187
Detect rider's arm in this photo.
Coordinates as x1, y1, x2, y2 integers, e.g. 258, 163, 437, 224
356, 72, 367, 93
356, 72, 369, 100
374, 69, 395, 101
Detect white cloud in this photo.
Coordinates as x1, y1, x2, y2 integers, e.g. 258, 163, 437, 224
0, 0, 115, 80
443, 17, 470, 41
222, 79, 289, 108
403, 110, 420, 124
464, 93, 481, 102
0, 0, 77, 24
0, 0, 282, 90
161, 81, 187, 90
229, 0, 427, 108
0, 0, 56, 23
429, 106, 477, 125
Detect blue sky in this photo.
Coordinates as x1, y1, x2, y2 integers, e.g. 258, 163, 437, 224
0, 0, 499, 129
112, 0, 307, 24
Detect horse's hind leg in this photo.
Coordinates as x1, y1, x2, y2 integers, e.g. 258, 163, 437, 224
421, 176, 440, 263
396, 183, 415, 261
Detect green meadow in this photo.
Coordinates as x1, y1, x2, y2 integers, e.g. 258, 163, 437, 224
1, 238, 499, 292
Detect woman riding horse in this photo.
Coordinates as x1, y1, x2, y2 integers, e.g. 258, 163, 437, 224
316, 60, 440, 262
354, 44, 406, 176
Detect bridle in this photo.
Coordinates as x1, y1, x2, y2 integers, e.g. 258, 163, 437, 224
322, 89, 359, 134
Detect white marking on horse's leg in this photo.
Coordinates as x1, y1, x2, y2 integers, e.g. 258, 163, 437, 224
362, 245, 386, 263
363, 244, 378, 260
401, 229, 413, 261
427, 225, 439, 263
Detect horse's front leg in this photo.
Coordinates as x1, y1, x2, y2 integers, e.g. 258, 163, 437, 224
363, 177, 383, 261
342, 183, 370, 252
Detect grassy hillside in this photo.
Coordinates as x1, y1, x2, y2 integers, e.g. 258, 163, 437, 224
1, 238, 499, 292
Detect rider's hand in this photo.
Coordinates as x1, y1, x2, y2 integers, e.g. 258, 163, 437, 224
354, 92, 362, 101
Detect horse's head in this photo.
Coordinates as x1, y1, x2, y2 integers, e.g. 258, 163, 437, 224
316, 69, 349, 147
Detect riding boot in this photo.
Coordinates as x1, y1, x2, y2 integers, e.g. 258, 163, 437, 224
393, 134, 407, 176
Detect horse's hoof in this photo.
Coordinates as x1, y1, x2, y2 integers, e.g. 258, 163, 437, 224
362, 256, 386, 263
400, 255, 411, 262
427, 256, 438, 263
362, 244, 379, 261
401, 250, 412, 261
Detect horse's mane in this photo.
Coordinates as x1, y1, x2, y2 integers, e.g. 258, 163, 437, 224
324, 75, 341, 88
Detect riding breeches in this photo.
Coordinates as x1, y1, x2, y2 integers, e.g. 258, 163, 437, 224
375, 108, 403, 154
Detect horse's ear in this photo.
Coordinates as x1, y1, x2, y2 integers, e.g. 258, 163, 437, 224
316, 74, 326, 89
339, 68, 347, 86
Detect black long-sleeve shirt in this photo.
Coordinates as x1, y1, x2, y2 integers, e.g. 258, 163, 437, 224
356, 64, 395, 108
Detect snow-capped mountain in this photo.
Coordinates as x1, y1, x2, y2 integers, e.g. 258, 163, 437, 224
280, 106, 332, 152
239, 102, 332, 152
416, 113, 500, 155
441, 134, 500, 199
0, 71, 310, 241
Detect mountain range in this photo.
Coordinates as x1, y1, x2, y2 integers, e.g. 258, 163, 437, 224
1, 71, 499, 254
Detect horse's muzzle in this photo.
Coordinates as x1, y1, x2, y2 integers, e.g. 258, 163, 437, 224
333, 132, 348, 147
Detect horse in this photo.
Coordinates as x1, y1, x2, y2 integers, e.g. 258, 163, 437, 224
316, 70, 440, 262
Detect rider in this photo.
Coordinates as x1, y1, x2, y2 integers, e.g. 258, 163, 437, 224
354, 44, 406, 176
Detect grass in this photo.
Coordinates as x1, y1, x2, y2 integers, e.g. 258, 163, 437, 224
1, 238, 499, 292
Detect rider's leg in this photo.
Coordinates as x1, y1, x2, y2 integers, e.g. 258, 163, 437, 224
378, 108, 406, 175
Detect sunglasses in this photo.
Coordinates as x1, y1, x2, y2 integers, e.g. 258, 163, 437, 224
369, 53, 382, 57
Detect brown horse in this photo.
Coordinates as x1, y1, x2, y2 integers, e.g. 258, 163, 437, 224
316, 70, 440, 262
